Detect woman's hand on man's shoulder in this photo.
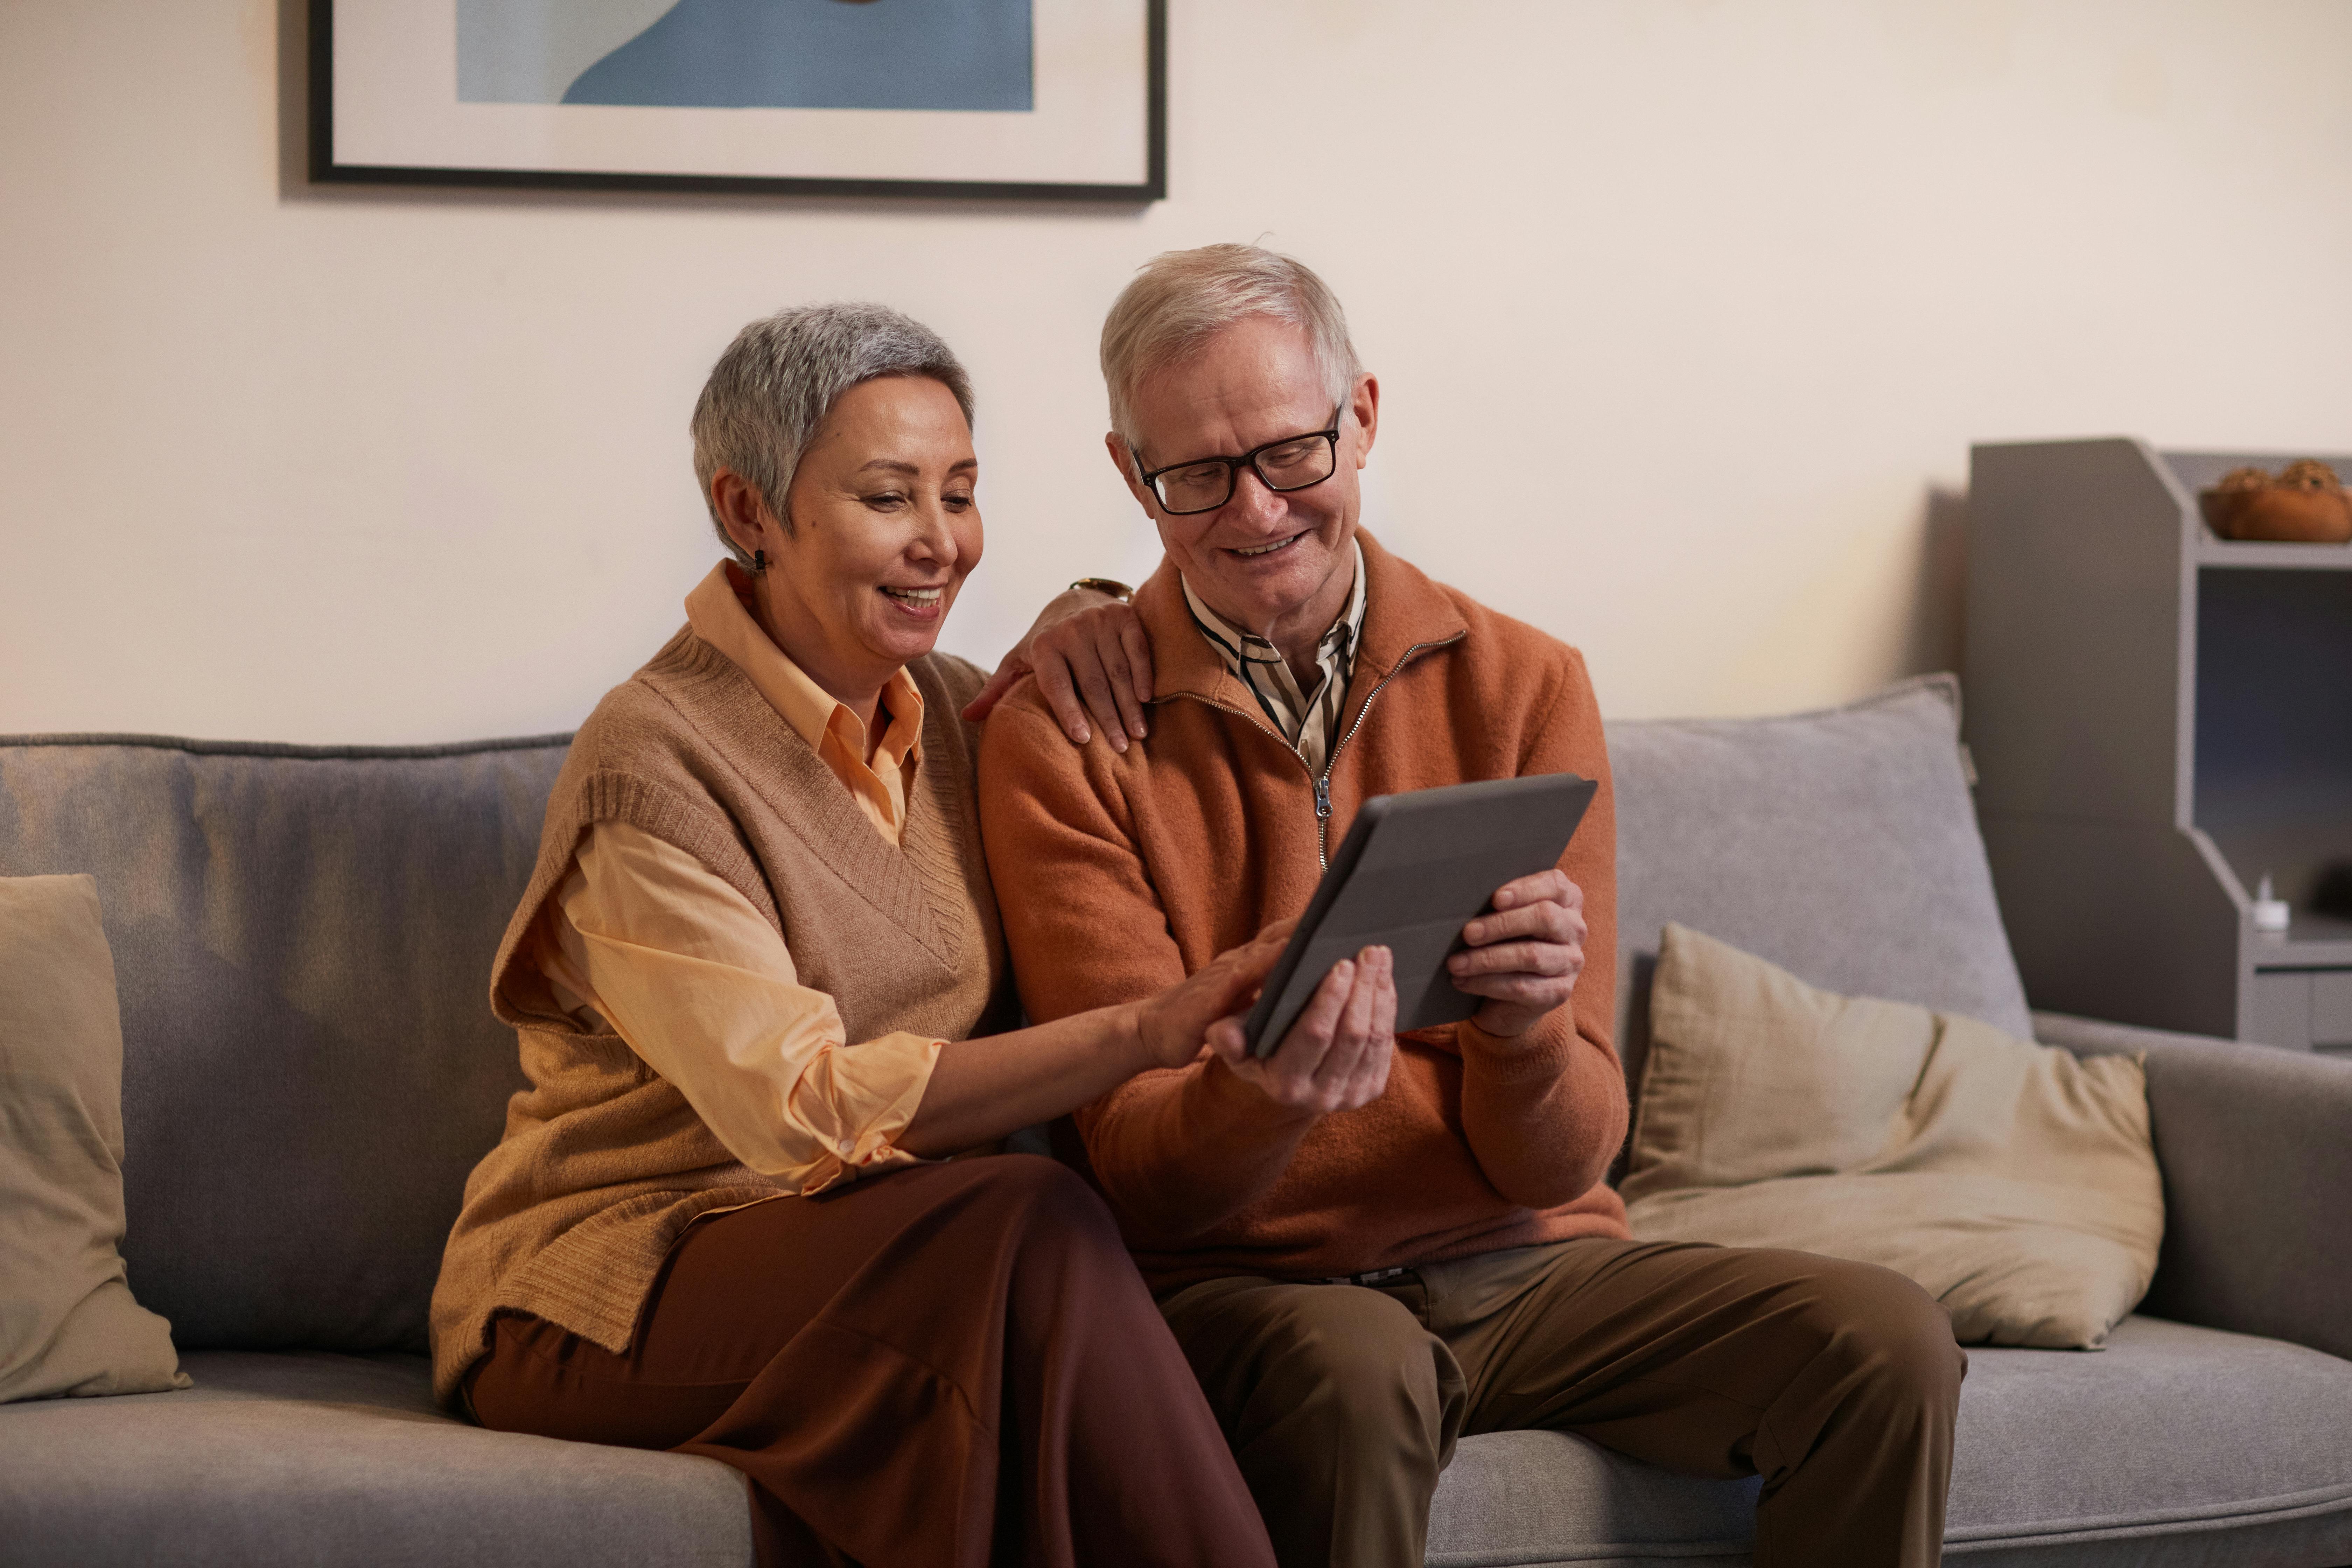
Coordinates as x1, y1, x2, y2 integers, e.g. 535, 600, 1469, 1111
961, 588, 1155, 752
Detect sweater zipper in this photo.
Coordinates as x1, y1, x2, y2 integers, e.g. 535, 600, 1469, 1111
1167, 630, 1465, 871
1308, 632, 1464, 866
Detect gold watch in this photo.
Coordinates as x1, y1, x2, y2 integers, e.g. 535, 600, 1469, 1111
1066, 577, 1134, 602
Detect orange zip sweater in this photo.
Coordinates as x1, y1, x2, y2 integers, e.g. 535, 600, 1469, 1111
977, 531, 1629, 1291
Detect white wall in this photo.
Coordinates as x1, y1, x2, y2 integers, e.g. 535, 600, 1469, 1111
5, 0, 2350, 743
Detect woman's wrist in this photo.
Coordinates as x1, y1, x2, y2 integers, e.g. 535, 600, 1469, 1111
1116, 999, 1157, 1074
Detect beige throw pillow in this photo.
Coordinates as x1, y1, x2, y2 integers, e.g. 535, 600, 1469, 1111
1622, 923, 2162, 1349
0, 874, 191, 1400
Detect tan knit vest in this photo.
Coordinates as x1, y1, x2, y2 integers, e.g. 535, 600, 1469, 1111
428, 627, 1015, 1405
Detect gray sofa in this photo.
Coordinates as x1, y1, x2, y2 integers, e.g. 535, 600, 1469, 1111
4, 675, 2348, 1567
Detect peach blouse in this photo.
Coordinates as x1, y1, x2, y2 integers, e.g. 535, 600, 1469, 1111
524, 562, 947, 1194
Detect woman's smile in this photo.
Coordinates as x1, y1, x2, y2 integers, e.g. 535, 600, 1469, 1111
880, 583, 947, 618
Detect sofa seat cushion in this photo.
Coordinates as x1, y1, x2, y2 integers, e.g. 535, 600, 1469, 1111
1427, 1425, 1759, 1567
1424, 1315, 2352, 1568
7, 1322, 2346, 1568
1944, 1316, 2352, 1565
0, 1349, 750, 1568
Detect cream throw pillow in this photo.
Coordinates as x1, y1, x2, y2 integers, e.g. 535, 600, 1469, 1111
1622, 923, 2162, 1349
0, 874, 190, 1400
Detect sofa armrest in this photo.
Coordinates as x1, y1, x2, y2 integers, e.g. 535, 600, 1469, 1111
2033, 1010, 2352, 1362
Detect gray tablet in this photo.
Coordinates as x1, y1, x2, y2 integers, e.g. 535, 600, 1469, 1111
1244, 773, 1598, 1058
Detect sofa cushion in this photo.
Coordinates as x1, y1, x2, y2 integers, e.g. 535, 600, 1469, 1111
1, 1327, 2344, 1566
0, 874, 190, 1401
0, 735, 570, 1354
1622, 924, 2162, 1349
1422, 1315, 2352, 1567
1942, 1316, 2352, 1566
1427, 1426, 1758, 1567
1606, 676, 2031, 1098
0, 1349, 749, 1568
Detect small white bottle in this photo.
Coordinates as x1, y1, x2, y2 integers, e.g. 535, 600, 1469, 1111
2252, 874, 2292, 935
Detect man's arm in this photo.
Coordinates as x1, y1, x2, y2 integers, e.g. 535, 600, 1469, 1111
1448, 649, 1630, 1209
978, 700, 1317, 1244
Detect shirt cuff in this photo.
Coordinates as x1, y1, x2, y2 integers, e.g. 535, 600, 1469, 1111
786, 1031, 947, 1192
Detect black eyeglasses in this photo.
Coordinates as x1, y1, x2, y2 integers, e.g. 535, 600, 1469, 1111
1133, 405, 1343, 516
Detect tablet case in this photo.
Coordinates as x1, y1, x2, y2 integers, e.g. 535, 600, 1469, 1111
1243, 774, 1598, 1057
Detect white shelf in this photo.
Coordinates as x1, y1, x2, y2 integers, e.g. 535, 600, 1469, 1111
2196, 537, 2352, 571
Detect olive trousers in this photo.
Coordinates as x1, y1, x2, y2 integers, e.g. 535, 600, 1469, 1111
1158, 1237, 1967, 1568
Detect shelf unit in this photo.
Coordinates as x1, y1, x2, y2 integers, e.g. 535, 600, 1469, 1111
1965, 438, 2352, 1054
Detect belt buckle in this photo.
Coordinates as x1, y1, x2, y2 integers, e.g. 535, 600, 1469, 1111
1322, 1265, 1408, 1287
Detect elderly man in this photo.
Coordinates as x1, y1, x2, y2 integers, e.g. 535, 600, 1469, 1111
975, 244, 1964, 1568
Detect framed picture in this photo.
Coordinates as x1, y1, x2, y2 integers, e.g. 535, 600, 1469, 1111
309, 0, 1165, 202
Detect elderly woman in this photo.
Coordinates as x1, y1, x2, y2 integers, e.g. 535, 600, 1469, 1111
428, 304, 1388, 1566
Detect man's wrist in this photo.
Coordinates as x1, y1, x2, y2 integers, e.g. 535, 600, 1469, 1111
1202, 1053, 1322, 1129
1458, 1010, 1575, 1082
1470, 1001, 1542, 1040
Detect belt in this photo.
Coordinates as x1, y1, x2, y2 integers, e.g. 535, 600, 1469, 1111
1314, 1266, 1411, 1287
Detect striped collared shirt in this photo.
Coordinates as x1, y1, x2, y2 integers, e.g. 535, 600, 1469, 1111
1181, 540, 1369, 776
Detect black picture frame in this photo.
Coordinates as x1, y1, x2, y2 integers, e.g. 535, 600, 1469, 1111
308, 0, 1166, 203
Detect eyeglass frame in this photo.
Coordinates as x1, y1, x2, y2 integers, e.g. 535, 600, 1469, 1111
1129, 404, 1346, 517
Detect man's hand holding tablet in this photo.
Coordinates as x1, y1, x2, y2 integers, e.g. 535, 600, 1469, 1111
1205, 943, 1398, 1115
1196, 864, 1588, 1121
1239, 776, 1599, 1064
1447, 867, 1589, 1039
1180, 774, 1596, 1120
1130, 915, 1400, 1117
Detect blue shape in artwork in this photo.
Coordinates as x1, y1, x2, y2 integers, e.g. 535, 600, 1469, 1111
563, 0, 1034, 112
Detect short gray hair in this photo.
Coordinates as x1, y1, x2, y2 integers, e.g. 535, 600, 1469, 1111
691, 302, 975, 562
1099, 243, 1362, 461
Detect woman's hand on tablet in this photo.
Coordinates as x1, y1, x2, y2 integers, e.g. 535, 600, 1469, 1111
1133, 918, 1296, 1072
1206, 945, 1396, 1115
1447, 869, 1587, 1038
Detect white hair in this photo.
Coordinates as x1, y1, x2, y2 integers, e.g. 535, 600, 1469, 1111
1099, 243, 1362, 462
690, 302, 974, 562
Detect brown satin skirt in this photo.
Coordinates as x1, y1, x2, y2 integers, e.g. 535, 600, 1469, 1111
467, 1155, 1275, 1568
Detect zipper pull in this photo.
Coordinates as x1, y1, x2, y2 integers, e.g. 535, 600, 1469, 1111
1314, 776, 1332, 820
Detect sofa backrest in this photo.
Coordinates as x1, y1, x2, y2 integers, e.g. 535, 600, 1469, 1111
1606, 675, 2032, 1098
0, 734, 568, 1356
0, 679, 2031, 1355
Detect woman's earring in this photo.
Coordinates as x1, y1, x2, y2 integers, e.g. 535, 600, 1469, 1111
752, 548, 767, 575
